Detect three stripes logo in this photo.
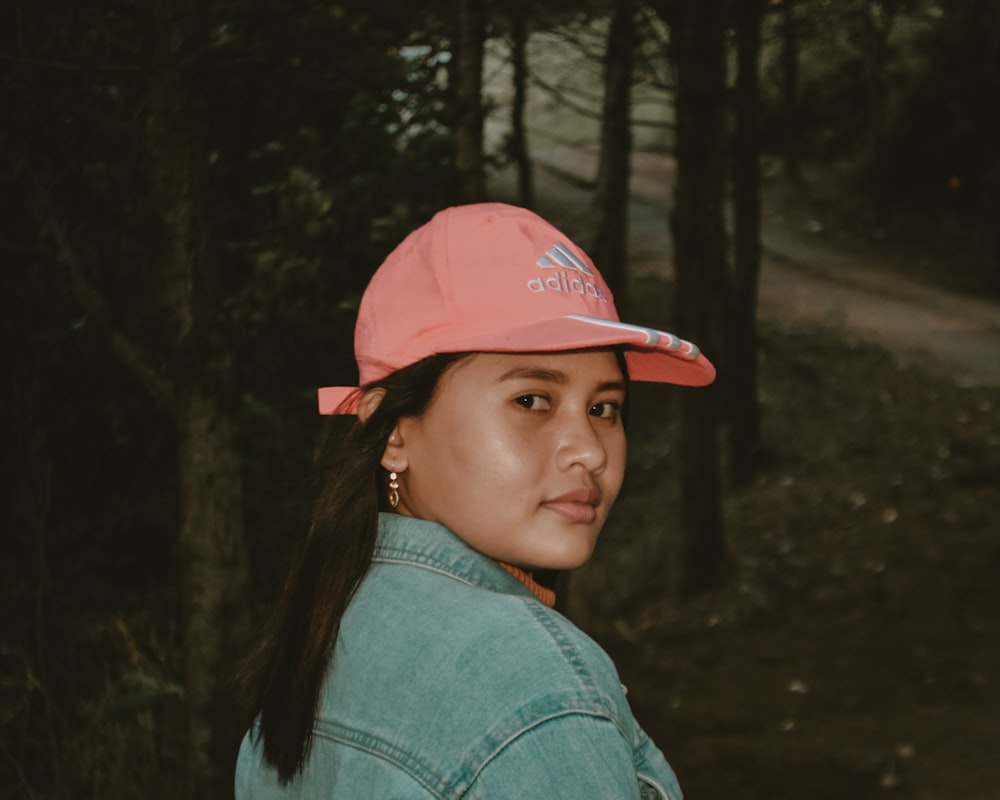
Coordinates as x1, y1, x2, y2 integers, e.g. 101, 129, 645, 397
565, 314, 701, 360
536, 243, 595, 276
527, 242, 608, 302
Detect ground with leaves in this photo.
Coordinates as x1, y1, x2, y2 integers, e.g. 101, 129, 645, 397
602, 321, 1000, 800
497, 155, 1000, 800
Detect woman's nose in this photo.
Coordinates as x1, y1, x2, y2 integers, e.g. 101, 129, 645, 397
555, 413, 608, 474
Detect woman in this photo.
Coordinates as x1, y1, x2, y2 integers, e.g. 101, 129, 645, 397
236, 202, 714, 798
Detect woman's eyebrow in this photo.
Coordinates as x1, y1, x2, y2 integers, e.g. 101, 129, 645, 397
496, 367, 627, 394
496, 367, 567, 384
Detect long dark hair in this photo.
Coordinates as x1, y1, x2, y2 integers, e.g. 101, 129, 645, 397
237, 352, 468, 782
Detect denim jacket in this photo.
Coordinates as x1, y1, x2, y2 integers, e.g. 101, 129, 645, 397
236, 514, 682, 799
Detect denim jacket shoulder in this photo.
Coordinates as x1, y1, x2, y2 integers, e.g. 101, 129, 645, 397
236, 514, 681, 799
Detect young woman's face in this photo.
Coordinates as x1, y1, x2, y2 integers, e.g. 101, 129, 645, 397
385, 350, 627, 570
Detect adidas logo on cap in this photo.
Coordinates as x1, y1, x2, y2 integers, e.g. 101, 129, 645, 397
527, 243, 608, 302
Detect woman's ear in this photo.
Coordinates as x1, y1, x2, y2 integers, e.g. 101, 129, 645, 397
358, 389, 409, 472
380, 426, 407, 473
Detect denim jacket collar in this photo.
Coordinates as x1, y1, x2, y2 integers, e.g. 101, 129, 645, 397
374, 512, 540, 604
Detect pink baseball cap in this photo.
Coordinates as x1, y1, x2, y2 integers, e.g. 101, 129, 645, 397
319, 202, 715, 414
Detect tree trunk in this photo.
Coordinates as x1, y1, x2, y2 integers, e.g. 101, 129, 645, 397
141, 2, 251, 797
455, 0, 487, 203
859, 0, 897, 224
590, 0, 636, 306
509, 2, 535, 209
670, 0, 729, 597
728, 0, 765, 484
780, 0, 803, 186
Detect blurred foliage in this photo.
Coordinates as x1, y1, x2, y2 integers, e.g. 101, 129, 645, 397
758, 0, 999, 279
1, 0, 456, 794
881, 1, 1000, 214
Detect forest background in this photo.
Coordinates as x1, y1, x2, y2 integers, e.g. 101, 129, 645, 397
2, 0, 998, 798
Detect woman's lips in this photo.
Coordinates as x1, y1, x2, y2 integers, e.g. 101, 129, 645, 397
543, 488, 601, 523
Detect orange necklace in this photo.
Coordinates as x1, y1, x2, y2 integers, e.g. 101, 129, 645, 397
497, 562, 556, 608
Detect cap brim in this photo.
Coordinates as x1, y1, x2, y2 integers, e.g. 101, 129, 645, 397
317, 314, 715, 415
318, 386, 363, 415
447, 314, 716, 385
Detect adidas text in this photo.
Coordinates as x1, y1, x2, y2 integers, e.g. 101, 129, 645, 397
527, 270, 608, 302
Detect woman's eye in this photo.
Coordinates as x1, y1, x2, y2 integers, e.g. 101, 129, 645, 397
515, 394, 550, 411
590, 401, 621, 420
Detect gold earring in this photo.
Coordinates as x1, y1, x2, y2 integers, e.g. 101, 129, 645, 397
388, 471, 400, 509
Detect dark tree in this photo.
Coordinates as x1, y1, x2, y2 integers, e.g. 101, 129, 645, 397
669, 0, 729, 596
727, 0, 766, 483
141, 0, 250, 796
779, 0, 804, 185
509, 0, 536, 209
590, 0, 637, 305
455, 0, 487, 202
856, 0, 900, 223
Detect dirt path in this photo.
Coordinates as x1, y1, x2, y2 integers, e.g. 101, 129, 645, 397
493, 145, 1000, 388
